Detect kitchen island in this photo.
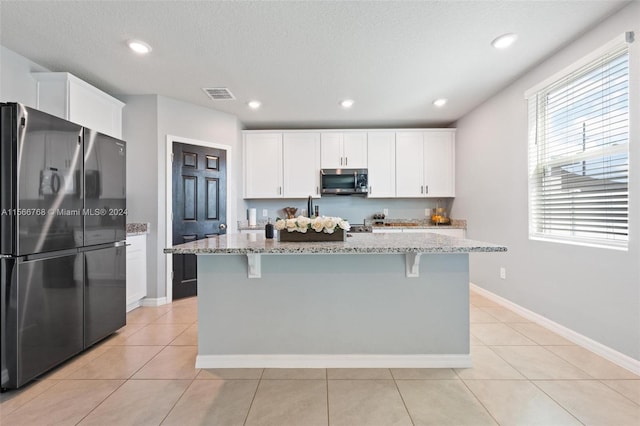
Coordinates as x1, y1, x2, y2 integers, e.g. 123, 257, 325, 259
165, 232, 506, 369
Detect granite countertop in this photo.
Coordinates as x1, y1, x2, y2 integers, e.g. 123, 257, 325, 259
164, 232, 506, 255
366, 218, 467, 229
126, 223, 150, 235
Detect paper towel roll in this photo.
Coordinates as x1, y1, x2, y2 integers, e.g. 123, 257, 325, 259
248, 208, 257, 226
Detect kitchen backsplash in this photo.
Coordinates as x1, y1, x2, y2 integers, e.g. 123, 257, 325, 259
244, 197, 454, 224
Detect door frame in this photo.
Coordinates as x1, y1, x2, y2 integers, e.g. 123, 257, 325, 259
165, 134, 233, 303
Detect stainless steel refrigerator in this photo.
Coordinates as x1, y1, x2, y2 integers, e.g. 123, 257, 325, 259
0, 103, 126, 390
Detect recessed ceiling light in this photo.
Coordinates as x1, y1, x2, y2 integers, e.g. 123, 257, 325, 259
433, 98, 448, 107
340, 99, 354, 108
491, 33, 518, 49
127, 40, 152, 54
248, 100, 261, 109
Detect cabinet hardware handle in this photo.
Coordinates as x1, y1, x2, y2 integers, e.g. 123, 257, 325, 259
369, 186, 372, 194
278, 186, 282, 195
345, 157, 348, 166
425, 185, 428, 194
340, 157, 343, 166
421, 185, 424, 194
316, 186, 319, 194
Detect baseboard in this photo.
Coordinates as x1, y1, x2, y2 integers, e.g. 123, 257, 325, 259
196, 354, 472, 369
140, 297, 168, 307
126, 300, 142, 312
470, 282, 640, 376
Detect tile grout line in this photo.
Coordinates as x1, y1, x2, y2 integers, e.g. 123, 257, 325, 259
325, 369, 330, 426
391, 375, 416, 426
457, 375, 503, 425
242, 369, 264, 426
596, 379, 640, 407
0, 378, 61, 417
469, 296, 587, 425
528, 379, 587, 425
72, 379, 130, 425
158, 376, 198, 425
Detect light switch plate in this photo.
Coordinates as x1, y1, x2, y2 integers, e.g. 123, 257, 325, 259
500, 267, 506, 280
262, 209, 268, 217
383, 208, 389, 216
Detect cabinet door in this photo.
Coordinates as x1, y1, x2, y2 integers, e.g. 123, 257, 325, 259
320, 133, 343, 168
403, 228, 465, 238
283, 132, 321, 198
342, 132, 367, 168
424, 131, 455, 197
395, 132, 424, 197
367, 132, 395, 198
244, 133, 283, 198
126, 234, 147, 308
69, 79, 123, 139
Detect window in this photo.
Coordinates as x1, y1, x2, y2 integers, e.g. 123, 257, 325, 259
526, 34, 632, 249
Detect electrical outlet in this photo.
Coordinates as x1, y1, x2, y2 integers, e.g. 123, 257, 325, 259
383, 208, 389, 216
262, 209, 268, 217
425, 208, 430, 217
500, 267, 506, 280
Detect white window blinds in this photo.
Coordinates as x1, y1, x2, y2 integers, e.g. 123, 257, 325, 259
527, 34, 632, 249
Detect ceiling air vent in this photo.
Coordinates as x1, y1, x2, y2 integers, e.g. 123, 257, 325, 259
202, 87, 235, 101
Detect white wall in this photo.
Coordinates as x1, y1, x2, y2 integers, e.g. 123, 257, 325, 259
452, 2, 640, 361
120, 95, 243, 300
0, 46, 49, 105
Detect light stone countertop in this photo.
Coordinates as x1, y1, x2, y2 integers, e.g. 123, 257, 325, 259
126, 222, 149, 236
367, 218, 467, 229
164, 232, 506, 255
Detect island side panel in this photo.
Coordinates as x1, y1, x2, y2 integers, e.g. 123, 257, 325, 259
196, 253, 470, 366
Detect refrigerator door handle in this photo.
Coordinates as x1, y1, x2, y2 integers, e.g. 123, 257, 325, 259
79, 241, 127, 252
24, 249, 78, 261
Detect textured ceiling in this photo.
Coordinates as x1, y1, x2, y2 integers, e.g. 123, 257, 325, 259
0, 0, 631, 129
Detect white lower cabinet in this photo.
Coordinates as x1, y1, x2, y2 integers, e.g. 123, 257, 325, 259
402, 228, 466, 238
126, 234, 147, 311
372, 228, 403, 233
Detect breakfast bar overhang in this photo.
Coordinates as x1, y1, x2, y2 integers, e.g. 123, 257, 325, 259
165, 233, 506, 369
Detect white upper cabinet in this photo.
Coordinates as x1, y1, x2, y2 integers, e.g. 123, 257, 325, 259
367, 132, 396, 198
283, 132, 321, 198
423, 130, 455, 197
320, 132, 367, 168
395, 130, 455, 198
244, 129, 454, 199
244, 132, 321, 199
244, 132, 283, 198
395, 132, 424, 197
32, 72, 124, 139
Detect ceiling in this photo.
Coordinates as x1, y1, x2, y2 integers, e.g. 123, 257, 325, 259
0, 0, 631, 129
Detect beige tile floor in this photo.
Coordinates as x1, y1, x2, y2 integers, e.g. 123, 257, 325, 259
1, 291, 639, 425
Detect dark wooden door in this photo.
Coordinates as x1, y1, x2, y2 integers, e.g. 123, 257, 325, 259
172, 142, 227, 299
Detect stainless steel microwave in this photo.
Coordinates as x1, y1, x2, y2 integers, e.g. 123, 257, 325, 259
320, 169, 368, 195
